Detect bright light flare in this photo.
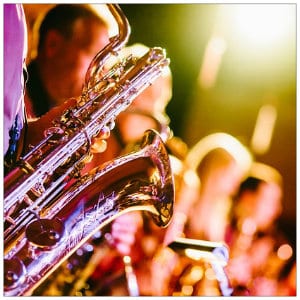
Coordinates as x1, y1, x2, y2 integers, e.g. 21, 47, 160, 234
184, 249, 227, 266
277, 243, 293, 260
251, 104, 277, 155
231, 4, 294, 48
198, 35, 227, 89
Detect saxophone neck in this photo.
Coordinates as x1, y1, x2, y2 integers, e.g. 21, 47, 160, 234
84, 4, 130, 89
107, 4, 131, 48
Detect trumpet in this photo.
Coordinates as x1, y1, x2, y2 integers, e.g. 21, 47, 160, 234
4, 3, 172, 296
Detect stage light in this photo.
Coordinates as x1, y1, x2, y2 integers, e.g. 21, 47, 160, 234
233, 4, 293, 48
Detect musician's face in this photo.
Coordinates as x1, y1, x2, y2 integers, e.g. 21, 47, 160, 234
53, 18, 109, 99
238, 181, 282, 231
205, 160, 244, 198
253, 182, 282, 229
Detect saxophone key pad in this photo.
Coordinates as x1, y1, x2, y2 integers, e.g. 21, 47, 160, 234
4, 257, 26, 291
25, 218, 65, 249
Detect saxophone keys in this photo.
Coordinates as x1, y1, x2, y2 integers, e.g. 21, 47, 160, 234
106, 119, 116, 130
25, 218, 65, 249
98, 125, 111, 139
4, 257, 26, 292
43, 126, 64, 138
91, 140, 107, 154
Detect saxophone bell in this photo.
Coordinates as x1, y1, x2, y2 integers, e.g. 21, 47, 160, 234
4, 129, 174, 296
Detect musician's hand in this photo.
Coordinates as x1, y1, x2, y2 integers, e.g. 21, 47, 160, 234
90, 125, 110, 154
26, 98, 78, 148
26, 98, 110, 154
108, 211, 143, 256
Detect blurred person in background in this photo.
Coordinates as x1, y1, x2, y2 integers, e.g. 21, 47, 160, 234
4, 4, 109, 171
224, 162, 295, 296
24, 4, 110, 119
138, 133, 253, 296
163, 133, 252, 246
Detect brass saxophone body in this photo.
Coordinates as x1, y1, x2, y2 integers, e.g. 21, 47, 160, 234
4, 4, 173, 296
4, 129, 174, 296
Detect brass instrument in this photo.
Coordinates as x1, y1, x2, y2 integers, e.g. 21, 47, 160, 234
4, 129, 174, 296
4, 4, 173, 296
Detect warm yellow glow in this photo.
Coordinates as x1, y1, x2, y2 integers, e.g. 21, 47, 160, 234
198, 34, 227, 89
184, 248, 227, 266
231, 4, 294, 48
183, 169, 200, 188
251, 104, 277, 155
186, 132, 252, 174
241, 218, 257, 235
205, 267, 217, 280
181, 285, 193, 296
190, 266, 204, 282
123, 255, 131, 264
169, 155, 184, 176
185, 248, 214, 261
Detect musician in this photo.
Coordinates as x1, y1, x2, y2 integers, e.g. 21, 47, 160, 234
4, 4, 109, 171
224, 162, 294, 295
23, 3, 148, 260
24, 4, 110, 119
148, 134, 252, 296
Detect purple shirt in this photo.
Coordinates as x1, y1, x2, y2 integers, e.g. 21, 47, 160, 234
4, 4, 27, 156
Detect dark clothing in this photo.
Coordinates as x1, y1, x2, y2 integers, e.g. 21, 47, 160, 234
4, 114, 26, 174
26, 60, 53, 117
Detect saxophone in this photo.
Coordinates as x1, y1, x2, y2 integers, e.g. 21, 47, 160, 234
4, 4, 173, 296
